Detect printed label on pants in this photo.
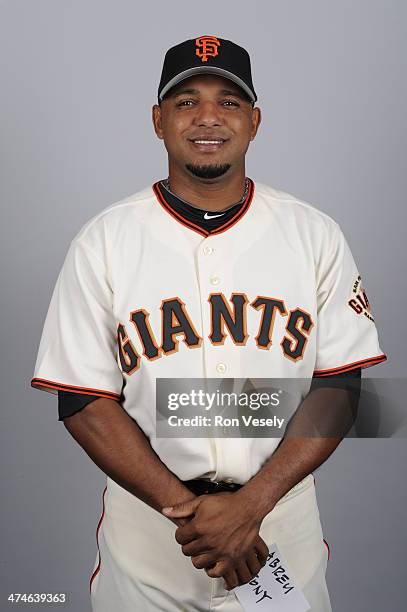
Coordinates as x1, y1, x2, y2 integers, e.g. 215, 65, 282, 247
234, 542, 310, 611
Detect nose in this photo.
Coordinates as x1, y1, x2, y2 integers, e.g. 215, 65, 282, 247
193, 100, 222, 127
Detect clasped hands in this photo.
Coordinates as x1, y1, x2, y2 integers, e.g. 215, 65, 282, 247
162, 491, 269, 591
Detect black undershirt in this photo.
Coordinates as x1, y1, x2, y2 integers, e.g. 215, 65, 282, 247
57, 181, 362, 420
157, 178, 248, 232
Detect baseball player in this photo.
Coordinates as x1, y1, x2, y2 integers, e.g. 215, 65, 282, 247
31, 35, 387, 611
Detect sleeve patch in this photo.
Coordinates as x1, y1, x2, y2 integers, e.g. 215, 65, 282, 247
347, 275, 375, 322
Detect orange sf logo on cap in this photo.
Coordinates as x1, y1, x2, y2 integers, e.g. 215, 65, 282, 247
195, 35, 221, 62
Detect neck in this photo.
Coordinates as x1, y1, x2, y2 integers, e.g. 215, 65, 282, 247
167, 164, 247, 212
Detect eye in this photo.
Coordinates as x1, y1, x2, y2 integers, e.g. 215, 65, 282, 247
222, 99, 240, 107
176, 99, 195, 107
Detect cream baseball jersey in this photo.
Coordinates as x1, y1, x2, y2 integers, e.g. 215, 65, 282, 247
31, 179, 386, 483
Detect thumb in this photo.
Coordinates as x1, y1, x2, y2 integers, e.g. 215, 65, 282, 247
162, 497, 201, 518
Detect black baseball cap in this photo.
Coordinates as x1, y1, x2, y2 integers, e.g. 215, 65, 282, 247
158, 35, 257, 105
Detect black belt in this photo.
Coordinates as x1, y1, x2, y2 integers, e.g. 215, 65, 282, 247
183, 479, 243, 495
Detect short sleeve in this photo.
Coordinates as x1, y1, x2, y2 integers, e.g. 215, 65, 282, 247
31, 237, 124, 401
313, 222, 387, 376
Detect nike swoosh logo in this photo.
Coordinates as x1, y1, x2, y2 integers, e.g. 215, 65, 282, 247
204, 212, 225, 220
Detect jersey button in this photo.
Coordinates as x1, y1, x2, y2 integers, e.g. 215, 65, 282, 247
203, 246, 214, 255
216, 362, 227, 374
210, 276, 220, 285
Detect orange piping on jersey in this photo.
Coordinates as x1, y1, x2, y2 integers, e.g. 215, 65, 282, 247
152, 178, 255, 237
89, 485, 107, 594
313, 353, 387, 377
30, 378, 121, 400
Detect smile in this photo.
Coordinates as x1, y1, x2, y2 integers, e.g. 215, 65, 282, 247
189, 139, 227, 151
193, 140, 225, 144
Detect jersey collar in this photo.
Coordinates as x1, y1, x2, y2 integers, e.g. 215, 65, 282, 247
152, 178, 255, 237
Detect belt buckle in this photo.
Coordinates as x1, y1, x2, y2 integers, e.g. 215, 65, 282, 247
214, 479, 235, 492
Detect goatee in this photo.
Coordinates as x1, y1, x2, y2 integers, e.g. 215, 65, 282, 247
185, 163, 231, 179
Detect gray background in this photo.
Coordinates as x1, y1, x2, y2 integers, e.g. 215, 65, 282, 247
1, 0, 406, 610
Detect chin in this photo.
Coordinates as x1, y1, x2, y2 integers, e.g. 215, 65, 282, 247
185, 162, 232, 180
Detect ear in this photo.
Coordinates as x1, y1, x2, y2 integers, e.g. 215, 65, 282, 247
152, 104, 164, 140
250, 106, 262, 141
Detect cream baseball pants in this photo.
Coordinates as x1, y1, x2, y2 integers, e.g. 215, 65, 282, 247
90, 473, 332, 611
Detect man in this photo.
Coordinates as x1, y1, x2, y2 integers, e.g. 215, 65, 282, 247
31, 36, 387, 611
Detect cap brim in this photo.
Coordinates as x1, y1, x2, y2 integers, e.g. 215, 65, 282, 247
159, 66, 256, 103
